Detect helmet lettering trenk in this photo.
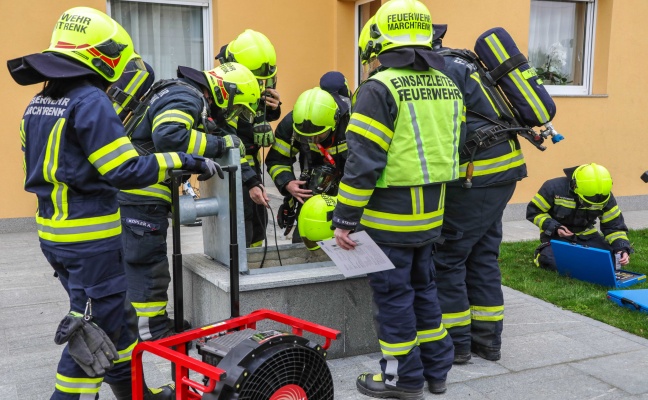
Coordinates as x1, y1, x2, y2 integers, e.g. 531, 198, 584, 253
44, 7, 140, 82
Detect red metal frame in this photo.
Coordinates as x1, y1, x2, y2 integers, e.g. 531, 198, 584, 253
132, 309, 341, 400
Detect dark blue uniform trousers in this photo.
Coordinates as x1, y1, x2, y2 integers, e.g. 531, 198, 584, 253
43, 248, 138, 399
434, 183, 516, 354
120, 204, 172, 341
370, 242, 453, 390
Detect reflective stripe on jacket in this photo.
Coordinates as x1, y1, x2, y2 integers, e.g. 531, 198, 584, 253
22, 84, 183, 256
526, 172, 629, 249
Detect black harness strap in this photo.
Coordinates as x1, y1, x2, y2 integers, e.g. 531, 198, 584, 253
488, 53, 528, 83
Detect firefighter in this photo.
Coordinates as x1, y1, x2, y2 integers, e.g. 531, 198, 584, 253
111, 59, 156, 121
431, 25, 528, 365
265, 75, 351, 243
331, 0, 472, 396
358, 16, 383, 81
216, 29, 280, 248
527, 163, 631, 271
118, 62, 259, 342
8, 7, 220, 399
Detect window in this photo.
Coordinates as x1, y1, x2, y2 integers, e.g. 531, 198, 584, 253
109, 0, 212, 79
528, 0, 597, 96
355, 0, 381, 88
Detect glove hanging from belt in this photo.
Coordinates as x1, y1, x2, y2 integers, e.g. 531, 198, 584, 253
54, 310, 120, 377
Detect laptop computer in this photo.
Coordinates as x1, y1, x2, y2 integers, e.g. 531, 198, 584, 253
550, 240, 646, 288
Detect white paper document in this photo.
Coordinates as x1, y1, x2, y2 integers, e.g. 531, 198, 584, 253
318, 230, 395, 277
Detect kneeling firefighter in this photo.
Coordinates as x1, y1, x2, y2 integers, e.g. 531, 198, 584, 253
265, 79, 350, 243
527, 163, 631, 271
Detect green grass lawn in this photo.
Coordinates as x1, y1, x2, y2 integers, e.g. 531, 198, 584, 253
500, 228, 648, 339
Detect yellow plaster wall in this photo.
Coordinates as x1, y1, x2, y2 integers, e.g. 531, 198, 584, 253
1, 0, 647, 219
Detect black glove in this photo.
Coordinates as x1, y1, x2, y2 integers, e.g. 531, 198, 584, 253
223, 134, 246, 157
183, 155, 224, 181
253, 121, 275, 147
277, 196, 296, 230
54, 312, 120, 377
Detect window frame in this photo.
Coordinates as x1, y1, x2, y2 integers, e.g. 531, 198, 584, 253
529, 0, 598, 96
354, 0, 379, 89
106, 0, 213, 72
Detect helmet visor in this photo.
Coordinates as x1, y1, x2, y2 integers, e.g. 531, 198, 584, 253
228, 103, 256, 124
123, 56, 147, 74
295, 129, 332, 145
250, 63, 277, 80
579, 193, 610, 206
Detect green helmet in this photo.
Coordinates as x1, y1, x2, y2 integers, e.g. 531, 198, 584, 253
225, 29, 277, 80
44, 7, 142, 82
204, 62, 261, 123
572, 163, 613, 205
359, 16, 377, 65
371, 0, 433, 55
293, 87, 339, 144
298, 194, 338, 250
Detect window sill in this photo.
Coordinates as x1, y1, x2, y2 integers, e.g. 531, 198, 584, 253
550, 94, 608, 98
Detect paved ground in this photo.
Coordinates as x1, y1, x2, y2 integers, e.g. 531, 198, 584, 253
2, 206, 648, 399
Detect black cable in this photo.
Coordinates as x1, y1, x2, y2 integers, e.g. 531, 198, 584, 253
262, 204, 282, 268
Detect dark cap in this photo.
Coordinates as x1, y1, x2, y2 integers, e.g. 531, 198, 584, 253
7, 53, 99, 86
177, 65, 209, 89
319, 71, 350, 98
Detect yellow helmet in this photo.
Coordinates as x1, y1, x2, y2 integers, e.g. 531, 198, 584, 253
44, 7, 141, 82
204, 62, 261, 123
359, 16, 378, 65
292, 88, 339, 144
298, 194, 338, 250
572, 163, 613, 205
225, 29, 277, 80
371, 0, 433, 55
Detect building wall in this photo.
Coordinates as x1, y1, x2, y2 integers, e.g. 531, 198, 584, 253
1, 0, 646, 220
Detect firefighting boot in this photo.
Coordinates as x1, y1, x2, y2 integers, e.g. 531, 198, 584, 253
356, 373, 424, 400
471, 342, 501, 361
109, 381, 175, 400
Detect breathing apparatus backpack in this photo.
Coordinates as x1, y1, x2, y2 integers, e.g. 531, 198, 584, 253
438, 27, 564, 155
475, 27, 562, 142
108, 79, 213, 155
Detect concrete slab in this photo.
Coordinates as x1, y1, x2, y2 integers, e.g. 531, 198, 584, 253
3, 207, 648, 399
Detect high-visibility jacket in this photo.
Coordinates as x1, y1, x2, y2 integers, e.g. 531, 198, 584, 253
21, 82, 188, 257
526, 166, 631, 252
265, 111, 349, 196
118, 78, 230, 205
333, 57, 468, 246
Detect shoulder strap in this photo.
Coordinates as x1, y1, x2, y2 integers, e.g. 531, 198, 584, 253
123, 79, 209, 139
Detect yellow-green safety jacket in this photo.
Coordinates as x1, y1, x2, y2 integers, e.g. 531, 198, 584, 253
332, 63, 467, 246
